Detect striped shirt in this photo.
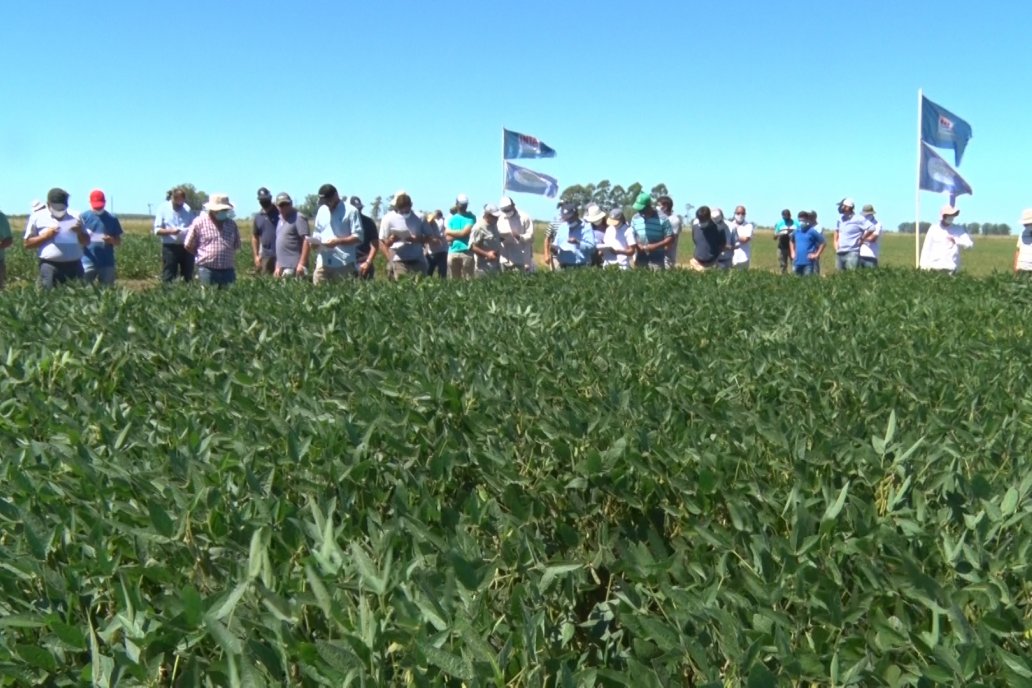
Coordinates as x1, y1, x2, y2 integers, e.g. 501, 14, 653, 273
184, 215, 241, 269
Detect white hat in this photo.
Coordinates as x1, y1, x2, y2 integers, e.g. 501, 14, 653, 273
499, 196, 516, 218
456, 193, 470, 205
841, 197, 855, 209
483, 203, 502, 218
1022, 208, 1032, 226
203, 193, 234, 211
940, 204, 960, 217
584, 203, 607, 224
31, 199, 45, 213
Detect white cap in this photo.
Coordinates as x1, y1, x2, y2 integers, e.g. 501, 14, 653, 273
456, 193, 469, 205
841, 197, 855, 208
499, 196, 514, 209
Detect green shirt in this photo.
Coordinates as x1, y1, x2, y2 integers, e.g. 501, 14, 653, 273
447, 211, 476, 253
0, 212, 11, 261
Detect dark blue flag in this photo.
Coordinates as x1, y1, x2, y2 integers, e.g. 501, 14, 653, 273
921, 96, 973, 166
503, 129, 556, 160
920, 143, 973, 197
504, 162, 558, 198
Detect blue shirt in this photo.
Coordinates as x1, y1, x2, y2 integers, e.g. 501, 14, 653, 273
80, 210, 124, 268
252, 207, 279, 258
791, 226, 825, 266
154, 201, 196, 245
314, 202, 363, 267
553, 220, 596, 266
835, 213, 874, 253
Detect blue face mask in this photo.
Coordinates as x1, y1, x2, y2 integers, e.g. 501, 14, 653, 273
215, 211, 232, 222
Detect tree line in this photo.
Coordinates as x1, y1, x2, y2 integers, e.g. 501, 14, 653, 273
897, 221, 1013, 235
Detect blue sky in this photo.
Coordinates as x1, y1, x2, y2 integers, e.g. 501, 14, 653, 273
2, 0, 1029, 230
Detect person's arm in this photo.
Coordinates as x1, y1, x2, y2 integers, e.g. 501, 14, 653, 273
954, 230, 974, 250
232, 223, 242, 252
74, 219, 90, 246
183, 224, 198, 255
518, 215, 534, 243
23, 216, 54, 249
789, 234, 797, 262
251, 232, 262, 266
104, 217, 123, 246
154, 208, 183, 237
833, 229, 840, 252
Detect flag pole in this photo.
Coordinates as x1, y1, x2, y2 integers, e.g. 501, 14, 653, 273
501, 128, 506, 197
915, 88, 923, 268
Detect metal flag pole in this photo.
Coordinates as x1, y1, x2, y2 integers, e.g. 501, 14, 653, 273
915, 89, 923, 268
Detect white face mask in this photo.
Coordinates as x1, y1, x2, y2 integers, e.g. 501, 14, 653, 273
50, 204, 68, 219
734, 213, 745, 223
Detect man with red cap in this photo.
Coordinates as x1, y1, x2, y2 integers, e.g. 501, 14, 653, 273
80, 189, 124, 285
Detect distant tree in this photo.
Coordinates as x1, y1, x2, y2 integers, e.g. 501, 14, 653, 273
897, 222, 931, 234
650, 183, 669, 200
370, 196, 383, 222
170, 184, 208, 212
560, 180, 678, 216
299, 194, 320, 218
1000, 223, 1012, 235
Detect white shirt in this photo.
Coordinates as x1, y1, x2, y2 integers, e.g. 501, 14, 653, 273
153, 201, 196, 245
860, 217, 882, 260
498, 210, 534, 267
315, 202, 363, 267
23, 208, 84, 262
1016, 228, 1032, 271
729, 219, 754, 265
602, 223, 636, 269
920, 222, 973, 271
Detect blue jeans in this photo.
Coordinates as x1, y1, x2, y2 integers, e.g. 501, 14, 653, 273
836, 251, 860, 271
859, 256, 878, 269
198, 267, 235, 288
634, 252, 665, 270
84, 265, 116, 285
794, 263, 816, 276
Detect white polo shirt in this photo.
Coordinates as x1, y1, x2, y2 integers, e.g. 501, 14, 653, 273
860, 217, 882, 260
1016, 228, 1032, 271
24, 208, 84, 262
730, 219, 754, 266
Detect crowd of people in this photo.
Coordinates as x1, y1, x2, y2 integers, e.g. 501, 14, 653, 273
2, 185, 1031, 290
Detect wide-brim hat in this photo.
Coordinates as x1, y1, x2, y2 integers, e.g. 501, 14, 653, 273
584, 206, 607, 224
203, 194, 234, 212
1021, 208, 1032, 225
939, 204, 960, 217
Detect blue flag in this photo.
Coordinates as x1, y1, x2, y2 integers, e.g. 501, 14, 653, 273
504, 162, 558, 198
921, 96, 972, 166
920, 142, 972, 197
503, 129, 556, 159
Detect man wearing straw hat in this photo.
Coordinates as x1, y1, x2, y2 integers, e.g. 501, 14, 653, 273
184, 193, 241, 288
858, 203, 882, 269
919, 204, 973, 273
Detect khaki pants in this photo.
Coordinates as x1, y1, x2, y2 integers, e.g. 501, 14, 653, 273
689, 258, 716, 272
313, 264, 357, 285
448, 252, 474, 280
390, 257, 429, 280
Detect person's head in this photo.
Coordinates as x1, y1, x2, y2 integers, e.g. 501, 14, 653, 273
711, 208, 725, 224
350, 196, 364, 212
632, 192, 654, 218
797, 210, 811, 227
607, 207, 626, 227
559, 203, 579, 223
204, 193, 235, 223
862, 203, 876, 220
940, 204, 960, 226
1022, 208, 1032, 230
499, 196, 516, 219
781, 209, 792, 221
734, 206, 746, 222
257, 187, 273, 210
483, 203, 501, 224
433, 208, 444, 221
656, 195, 674, 214
455, 193, 470, 212
696, 206, 712, 225
585, 203, 607, 228
318, 184, 339, 210
275, 192, 294, 215
839, 198, 855, 216
394, 193, 413, 215
89, 189, 107, 214
170, 187, 187, 210
47, 188, 70, 219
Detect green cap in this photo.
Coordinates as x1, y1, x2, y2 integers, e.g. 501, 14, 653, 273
632, 192, 652, 212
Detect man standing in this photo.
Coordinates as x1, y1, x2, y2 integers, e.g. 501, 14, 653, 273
80, 189, 124, 285
713, 208, 736, 269
312, 184, 363, 284
772, 209, 794, 274
23, 188, 90, 288
728, 205, 753, 270
350, 196, 379, 280
0, 207, 12, 290
184, 194, 241, 288
424, 209, 449, 279
498, 196, 534, 272
584, 203, 608, 267
1014, 209, 1032, 274
471, 204, 504, 276
273, 193, 311, 278
154, 187, 197, 282
551, 203, 596, 269
790, 211, 826, 276
920, 205, 973, 273
859, 203, 882, 268
834, 198, 875, 271
446, 193, 476, 279
379, 192, 430, 279
690, 206, 726, 271
630, 193, 673, 270
656, 195, 683, 269
251, 187, 279, 275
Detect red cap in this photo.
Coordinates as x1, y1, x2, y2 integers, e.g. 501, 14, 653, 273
90, 189, 106, 210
